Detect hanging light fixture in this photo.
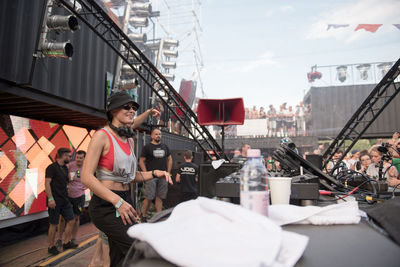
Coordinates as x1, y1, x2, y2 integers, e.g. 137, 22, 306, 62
336, 65, 348, 83
128, 33, 147, 43
163, 50, 178, 57
162, 61, 177, 69
356, 64, 371, 80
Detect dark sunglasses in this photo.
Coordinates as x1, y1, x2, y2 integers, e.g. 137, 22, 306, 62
122, 104, 137, 111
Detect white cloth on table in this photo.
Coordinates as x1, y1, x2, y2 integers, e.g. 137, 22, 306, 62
268, 201, 361, 226
128, 197, 308, 267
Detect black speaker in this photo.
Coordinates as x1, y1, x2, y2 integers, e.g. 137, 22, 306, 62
199, 163, 241, 198
305, 154, 323, 170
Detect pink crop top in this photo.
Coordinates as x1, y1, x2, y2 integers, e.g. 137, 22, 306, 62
98, 129, 131, 171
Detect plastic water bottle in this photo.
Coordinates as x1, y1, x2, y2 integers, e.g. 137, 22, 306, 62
240, 149, 269, 216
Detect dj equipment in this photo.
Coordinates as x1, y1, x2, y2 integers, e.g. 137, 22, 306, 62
199, 163, 241, 198
215, 174, 320, 202
109, 123, 135, 138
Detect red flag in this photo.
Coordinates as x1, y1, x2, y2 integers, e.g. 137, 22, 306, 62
355, 24, 382, 33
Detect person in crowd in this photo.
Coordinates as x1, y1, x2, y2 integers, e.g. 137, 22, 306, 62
57, 150, 87, 247
286, 106, 295, 136
267, 105, 277, 137
244, 107, 250, 119
390, 140, 400, 174
231, 148, 241, 161
295, 102, 306, 136
67, 150, 86, 245
304, 103, 312, 135
390, 131, 399, 146
249, 105, 259, 119
325, 150, 344, 174
45, 148, 77, 255
367, 147, 398, 186
175, 150, 199, 202
276, 104, 284, 137
266, 155, 275, 171
347, 149, 359, 170
139, 128, 173, 222
259, 106, 267, 119
231, 143, 251, 165
81, 91, 172, 267
354, 150, 371, 174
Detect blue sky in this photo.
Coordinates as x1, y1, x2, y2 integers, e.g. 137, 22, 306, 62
182, 0, 400, 109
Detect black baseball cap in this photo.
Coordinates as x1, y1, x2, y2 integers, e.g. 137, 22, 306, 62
106, 91, 140, 111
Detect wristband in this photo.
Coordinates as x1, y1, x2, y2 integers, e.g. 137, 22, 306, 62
48, 196, 54, 201
152, 170, 156, 178
115, 198, 125, 209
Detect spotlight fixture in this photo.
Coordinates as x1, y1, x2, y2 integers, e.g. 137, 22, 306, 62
128, 33, 147, 43
122, 64, 142, 75
162, 73, 175, 81
356, 64, 371, 80
161, 61, 177, 69
377, 62, 393, 77
46, 15, 79, 32
163, 50, 178, 57
163, 39, 179, 48
307, 65, 322, 83
146, 41, 161, 50
131, 2, 152, 17
336, 65, 348, 83
129, 17, 149, 28
39, 42, 73, 58
119, 78, 139, 90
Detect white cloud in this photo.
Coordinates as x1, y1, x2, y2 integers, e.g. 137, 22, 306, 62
239, 52, 277, 73
280, 5, 295, 13
265, 5, 295, 17
306, 0, 400, 42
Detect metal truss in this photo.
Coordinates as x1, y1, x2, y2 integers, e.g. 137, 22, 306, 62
323, 58, 400, 172
59, 0, 225, 160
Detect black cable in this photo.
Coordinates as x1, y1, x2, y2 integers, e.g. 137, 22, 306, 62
392, 182, 400, 198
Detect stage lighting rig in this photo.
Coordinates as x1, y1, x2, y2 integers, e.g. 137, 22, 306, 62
37, 0, 79, 59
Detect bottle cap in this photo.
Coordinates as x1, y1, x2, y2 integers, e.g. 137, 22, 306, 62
247, 149, 261, 157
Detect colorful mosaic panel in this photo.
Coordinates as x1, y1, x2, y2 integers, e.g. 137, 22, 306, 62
0, 115, 93, 222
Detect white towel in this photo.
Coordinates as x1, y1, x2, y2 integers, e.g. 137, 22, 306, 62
128, 197, 308, 267
269, 201, 361, 226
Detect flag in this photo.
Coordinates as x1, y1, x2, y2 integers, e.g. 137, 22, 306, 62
354, 24, 382, 33
393, 24, 400, 31
327, 24, 349, 30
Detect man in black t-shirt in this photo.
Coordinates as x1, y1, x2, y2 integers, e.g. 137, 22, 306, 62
139, 128, 173, 220
176, 150, 199, 202
45, 148, 77, 255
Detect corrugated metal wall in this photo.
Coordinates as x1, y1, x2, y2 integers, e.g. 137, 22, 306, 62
308, 83, 400, 138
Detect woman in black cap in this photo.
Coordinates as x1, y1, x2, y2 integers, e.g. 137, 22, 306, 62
82, 91, 172, 267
